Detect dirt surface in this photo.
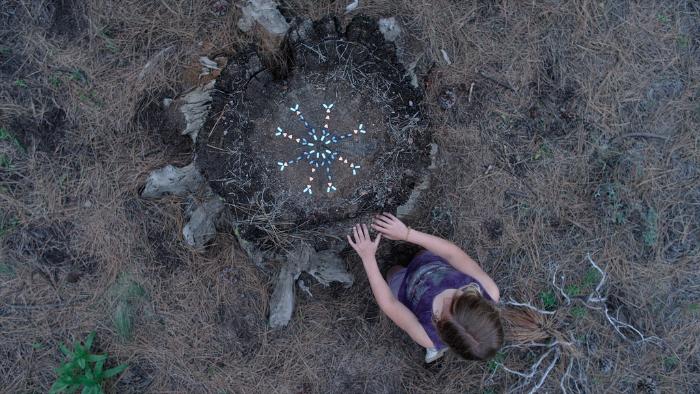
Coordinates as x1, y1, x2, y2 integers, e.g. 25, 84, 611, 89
0, 0, 699, 393
197, 16, 429, 250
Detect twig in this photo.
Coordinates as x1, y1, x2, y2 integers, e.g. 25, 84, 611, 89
478, 70, 515, 92
560, 357, 574, 394
614, 133, 670, 142
500, 346, 556, 379
528, 348, 560, 394
586, 254, 607, 301
503, 299, 555, 315
551, 266, 571, 305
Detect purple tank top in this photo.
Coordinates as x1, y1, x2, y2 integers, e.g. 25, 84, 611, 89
397, 251, 493, 350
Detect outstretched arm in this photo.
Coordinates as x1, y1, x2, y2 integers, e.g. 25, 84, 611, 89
372, 213, 500, 302
348, 224, 434, 348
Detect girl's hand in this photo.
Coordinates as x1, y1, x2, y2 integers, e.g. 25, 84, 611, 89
347, 224, 381, 261
372, 213, 409, 241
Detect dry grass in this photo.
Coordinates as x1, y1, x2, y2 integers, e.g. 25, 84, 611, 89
1, 0, 699, 392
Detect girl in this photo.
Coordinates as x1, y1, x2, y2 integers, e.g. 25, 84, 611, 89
347, 213, 503, 363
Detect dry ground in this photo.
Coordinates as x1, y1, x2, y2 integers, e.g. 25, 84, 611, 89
1, 0, 698, 393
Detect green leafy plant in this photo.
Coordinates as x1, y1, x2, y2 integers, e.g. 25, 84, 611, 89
564, 284, 581, 297
50, 75, 63, 88
0, 127, 24, 151
539, 290, 557, 311
582, 267, 601, 289
486, 351, 505, 372
14, 79, 28, 88
50, 331, 128, 394
570, 305, 587, 319
70, 68, 87, 84
99, 29, 118, 53
663, 355, 680, 371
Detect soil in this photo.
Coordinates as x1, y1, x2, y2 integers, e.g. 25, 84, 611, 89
10, 108, 67, 155
49, 0, 87, 38
196, 15, 430, 250
134, 90, 193, 156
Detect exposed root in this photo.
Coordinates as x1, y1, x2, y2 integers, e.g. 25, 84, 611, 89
499, 253, 663, 392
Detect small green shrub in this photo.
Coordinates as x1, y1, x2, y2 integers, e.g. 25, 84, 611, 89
564, 284, 581, 297
0, 127, 24, 151
570, 306, 587, 319
50, 75, 63, 88
50, 331, 128, 394
70, 68, 87, 83
539, 290, 557, 311
487, 351, 505, 372
656, 13, 670, 24
582, 267, 601, 289
663, 356, 679, 371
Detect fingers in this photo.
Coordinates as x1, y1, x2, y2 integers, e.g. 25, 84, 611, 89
374, 214, 393, 226
371, 223, 391, 237
373, 233, 382, 245
383, 212, 398, 221
350, 222, 387, 244
373, 217, 392, 231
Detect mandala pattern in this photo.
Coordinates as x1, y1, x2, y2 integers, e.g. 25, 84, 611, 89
275, 103, 366, 194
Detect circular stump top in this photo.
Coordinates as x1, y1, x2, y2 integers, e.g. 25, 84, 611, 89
196, 16, 431, 250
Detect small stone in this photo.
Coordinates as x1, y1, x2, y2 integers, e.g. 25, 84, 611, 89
378, 17, 401, 42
